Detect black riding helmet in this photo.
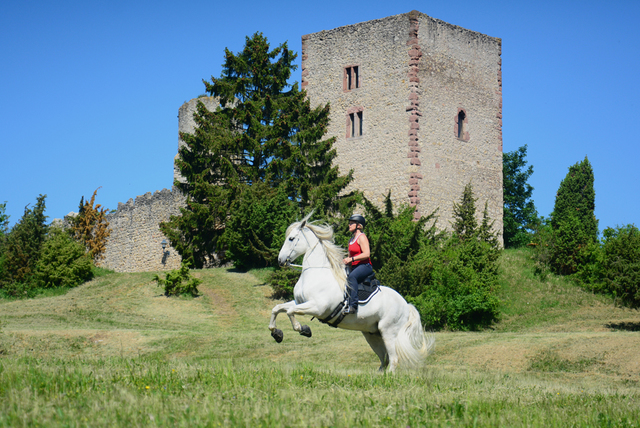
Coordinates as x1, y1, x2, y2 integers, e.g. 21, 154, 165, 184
348, 214, 366, 228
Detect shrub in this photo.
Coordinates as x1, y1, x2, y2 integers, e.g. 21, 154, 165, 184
381, 238, 500, 331
361, 191, 440, 272
268, 267, 301, 300
0, 281, 37, 299
33, 227, 94, 289
593, 225, 640, 308
71, 188, 112, 261
376, 184, 501, 331
550, 213, 594, 275
153, 263, 201, 297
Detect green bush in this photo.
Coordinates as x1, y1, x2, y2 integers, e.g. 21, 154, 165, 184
33, 227, 94, 289
268, 267, 301, 300
153, 263, 201, 297
580, 225, 640, 308
549, 157, 598, 276
380, 238, 500, 331
0, 281, 37, 299
366, 184, 501, 331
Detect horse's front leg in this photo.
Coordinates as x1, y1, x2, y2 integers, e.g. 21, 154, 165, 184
286, 301, 324, 338
269, 300, 295, 343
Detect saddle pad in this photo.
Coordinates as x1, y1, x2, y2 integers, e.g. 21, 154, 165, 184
357, 279, 381, 304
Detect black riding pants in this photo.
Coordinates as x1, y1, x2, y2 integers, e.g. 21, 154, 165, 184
347, 263, 373, 308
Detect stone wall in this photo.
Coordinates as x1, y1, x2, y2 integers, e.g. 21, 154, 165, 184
174, 96, 219, 183
99, 188, 185, 272
302, 11, 503, 238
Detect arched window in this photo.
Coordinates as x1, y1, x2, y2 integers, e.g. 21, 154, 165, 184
455, 108, 469, 141
457, 110, 466, 139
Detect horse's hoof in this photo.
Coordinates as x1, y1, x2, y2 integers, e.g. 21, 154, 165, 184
271, 329, 284, 343
300, 325, 312, 338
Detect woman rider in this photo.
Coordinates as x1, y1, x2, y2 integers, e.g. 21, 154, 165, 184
342, 214, 373, 315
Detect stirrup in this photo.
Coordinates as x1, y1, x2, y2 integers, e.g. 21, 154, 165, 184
342, 306, 357, 315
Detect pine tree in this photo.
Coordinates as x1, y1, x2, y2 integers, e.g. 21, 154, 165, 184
162, 33, 356, 268
0, 195, 48, 289
551, 156, 598, 240
0, 202, 9, 236
550, 157, 598, 275
451, 182, 478, 241
503, 145, 538, 247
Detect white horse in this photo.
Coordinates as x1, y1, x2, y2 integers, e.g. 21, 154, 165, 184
268, 213, 435, 372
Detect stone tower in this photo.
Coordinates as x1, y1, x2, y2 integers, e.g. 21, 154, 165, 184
301, 11, 503, 237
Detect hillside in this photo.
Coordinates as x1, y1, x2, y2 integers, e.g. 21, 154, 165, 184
1, 248, 638, 380
1, 248, 639, 426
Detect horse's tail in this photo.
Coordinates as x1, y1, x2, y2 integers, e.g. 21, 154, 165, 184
395, 304, 435, 368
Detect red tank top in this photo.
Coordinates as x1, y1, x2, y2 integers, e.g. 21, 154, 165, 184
348, 233, 371, 266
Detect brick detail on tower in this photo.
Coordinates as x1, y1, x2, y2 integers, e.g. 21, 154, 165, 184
407, 11, 423, 219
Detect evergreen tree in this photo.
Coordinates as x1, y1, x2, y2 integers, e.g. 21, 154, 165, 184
361, 191, 439, 272
551, 156, 598, 239
0, 195, 48, 289
550, 157, 598, 275
0, 202, 9, 236
162, 33, 356, 268
503, 145, 539, 247
451, 182, 478, 241
479, 201, 501, 251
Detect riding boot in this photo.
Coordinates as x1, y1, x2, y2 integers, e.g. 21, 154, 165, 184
342, 305, 357, 315
343, 281, 359, 315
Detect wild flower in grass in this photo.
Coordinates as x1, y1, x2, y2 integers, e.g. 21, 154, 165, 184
146, 386, 150, 390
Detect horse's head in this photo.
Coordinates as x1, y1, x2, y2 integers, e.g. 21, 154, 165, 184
278, 214, 314, 267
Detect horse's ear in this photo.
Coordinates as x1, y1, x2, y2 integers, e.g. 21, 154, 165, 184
300, 210, 315, 228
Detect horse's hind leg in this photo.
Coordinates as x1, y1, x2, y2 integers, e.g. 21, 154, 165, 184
362, 332, 388, 371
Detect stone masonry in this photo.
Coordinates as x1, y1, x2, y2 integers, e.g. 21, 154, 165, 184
302, 11, 503, 237
100, 188, 185, 272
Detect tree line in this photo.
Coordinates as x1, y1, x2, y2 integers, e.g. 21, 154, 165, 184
504, 146, 639, 309
0, 190, 112, 298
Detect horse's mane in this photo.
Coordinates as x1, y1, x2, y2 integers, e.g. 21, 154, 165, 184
286, 214, 347, 293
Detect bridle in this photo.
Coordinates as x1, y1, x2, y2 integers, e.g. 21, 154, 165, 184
283, 226, 329, 271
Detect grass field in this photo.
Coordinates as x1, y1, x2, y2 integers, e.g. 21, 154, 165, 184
1, 248, 639, 427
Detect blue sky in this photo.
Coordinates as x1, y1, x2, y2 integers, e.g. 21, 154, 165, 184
2, 0, 638, 233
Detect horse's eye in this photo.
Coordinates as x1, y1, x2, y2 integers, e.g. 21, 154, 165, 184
289, 236, 295, 241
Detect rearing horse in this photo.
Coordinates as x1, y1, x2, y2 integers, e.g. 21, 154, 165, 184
269, 213, 435, 372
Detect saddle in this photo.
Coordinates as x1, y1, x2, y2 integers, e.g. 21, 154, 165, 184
316, 272, 381, 328
356, 272, 381, 304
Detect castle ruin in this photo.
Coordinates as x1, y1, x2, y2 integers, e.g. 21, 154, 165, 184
302, 11, 503, 232
100, 11, 503, 272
